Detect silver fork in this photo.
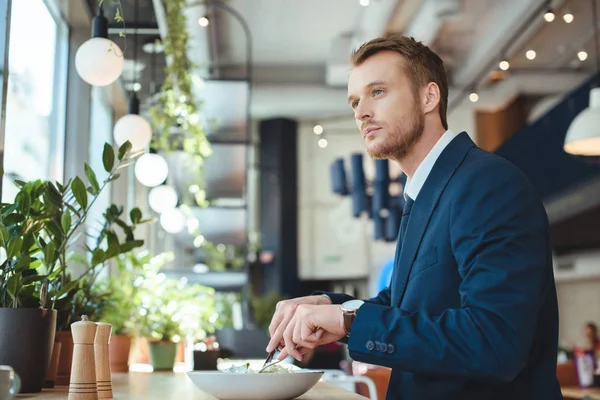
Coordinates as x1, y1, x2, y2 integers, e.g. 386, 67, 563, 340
258, 356, 285, 373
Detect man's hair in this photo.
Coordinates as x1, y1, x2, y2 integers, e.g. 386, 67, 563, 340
351, 34, 448, 129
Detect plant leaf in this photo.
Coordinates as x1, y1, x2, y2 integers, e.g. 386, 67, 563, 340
48, 266, 65, 281
91, 249, 106, 267
119, 239, 144, 254
61, 210, 72, 233
7, 237, 22, 260
53, 280, 79, 301
43, 242, 56, 268
71, 177, 88, 210
118, 141, 132, 161
130, 208, 142, 224
0, 222, 8, 246
103, 143, 115, 172
6, 273, 20, 299
108, 173, 121, 182
16, 190, 31, 215
84, 163, 100, 194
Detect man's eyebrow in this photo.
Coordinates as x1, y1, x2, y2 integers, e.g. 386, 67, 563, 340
347, 80, 389, 104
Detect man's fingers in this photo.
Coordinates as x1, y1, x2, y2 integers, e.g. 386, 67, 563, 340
282, 323, 299, 361
266, 311, 293, 352
268, 301, 289, 335
277, 348, 289, 361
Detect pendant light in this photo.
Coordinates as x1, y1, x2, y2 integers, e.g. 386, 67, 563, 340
113, 0, 152, 152
564, 0, 600, 156
75, 4, 124, 86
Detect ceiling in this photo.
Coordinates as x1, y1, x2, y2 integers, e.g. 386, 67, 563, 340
91, 0, 600, 120
85, 0, 600, 263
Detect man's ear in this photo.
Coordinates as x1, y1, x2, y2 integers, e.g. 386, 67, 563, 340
422, 82, 440, 114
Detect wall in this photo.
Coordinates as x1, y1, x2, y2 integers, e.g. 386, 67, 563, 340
296, 118, 396, 298
556, 277, 600, 349
447, 102, 476, 143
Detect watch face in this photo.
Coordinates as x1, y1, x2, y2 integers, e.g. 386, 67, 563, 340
341, 299, 365, 312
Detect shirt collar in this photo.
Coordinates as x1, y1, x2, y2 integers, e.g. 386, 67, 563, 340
404, 129, 457, 201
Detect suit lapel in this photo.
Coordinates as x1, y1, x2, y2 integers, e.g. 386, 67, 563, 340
393, 132, 475, 306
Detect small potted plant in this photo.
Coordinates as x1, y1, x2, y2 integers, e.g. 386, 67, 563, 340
136, 255, 219, 371
0, 141, 141, 393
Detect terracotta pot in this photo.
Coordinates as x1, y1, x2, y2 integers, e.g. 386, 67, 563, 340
134, 336, 150, 364
55, 330, 74, 386
43, 339, 62, 388
0, 308, 57, 393
109, 335, 132, 373
176, 341, 185, 362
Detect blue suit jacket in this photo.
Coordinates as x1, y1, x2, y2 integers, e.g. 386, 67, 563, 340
317, 132, 562, 400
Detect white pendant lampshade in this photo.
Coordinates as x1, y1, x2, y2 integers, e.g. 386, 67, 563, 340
75, 8, 124, 86
160, 207, 186, 234
564, 87, 600, 155
134, 153, 169, 187
148, 185, 178, 214
114, 94, 152, 152
75, 38, 124, 86
565, 0, 600, 156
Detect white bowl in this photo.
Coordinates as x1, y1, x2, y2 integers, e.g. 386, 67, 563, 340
186, 369, 324, 400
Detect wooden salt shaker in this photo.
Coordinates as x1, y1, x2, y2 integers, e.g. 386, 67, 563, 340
68, 315, 98, 400
94, 322, 113, 398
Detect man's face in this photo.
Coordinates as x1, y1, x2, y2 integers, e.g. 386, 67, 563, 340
347, 51, 424, 161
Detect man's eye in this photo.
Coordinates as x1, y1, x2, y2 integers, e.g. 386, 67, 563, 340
374, 89, 383, 96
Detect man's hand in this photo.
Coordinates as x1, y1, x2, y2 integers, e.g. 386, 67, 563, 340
266, 295, 331, 354
279, 304, 346, 361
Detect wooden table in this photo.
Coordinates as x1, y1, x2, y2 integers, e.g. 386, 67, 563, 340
16, 371, 368, 399
562, 386, 600, 399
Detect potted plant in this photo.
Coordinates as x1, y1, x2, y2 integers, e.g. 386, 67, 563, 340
136, 254, 219, 371
0, 141, 141, 393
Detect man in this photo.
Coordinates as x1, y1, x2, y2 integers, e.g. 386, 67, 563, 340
266, 34, 562, 399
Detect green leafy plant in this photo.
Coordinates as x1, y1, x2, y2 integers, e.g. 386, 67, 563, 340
55, 203, 153, 330
94, 251, 153, 335
149, 0, 212, 204
0, 141, 141, 310
250, 291, 285, 331
136, 252, 220, 343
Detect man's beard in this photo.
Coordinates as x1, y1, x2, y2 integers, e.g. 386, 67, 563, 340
367, 102, 424, 161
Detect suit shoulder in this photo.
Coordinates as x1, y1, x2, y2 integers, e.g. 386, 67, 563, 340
457, 147, 534, 189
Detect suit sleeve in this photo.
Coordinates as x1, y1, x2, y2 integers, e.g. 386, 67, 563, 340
312, 287, 392, 306
346, 159, 551, 383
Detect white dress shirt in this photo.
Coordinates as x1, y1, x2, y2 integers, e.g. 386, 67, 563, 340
404, 129, 458, 201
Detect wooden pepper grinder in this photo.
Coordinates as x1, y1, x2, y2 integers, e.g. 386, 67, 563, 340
94, 322, 113, 398
68, 315, 98, 400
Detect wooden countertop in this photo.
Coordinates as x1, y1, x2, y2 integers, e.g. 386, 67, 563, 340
562, 386, 600, 399
16, 371, 368, 400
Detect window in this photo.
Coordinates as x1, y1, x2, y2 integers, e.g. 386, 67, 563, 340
86, 86, 114, 254
2, 0, 68, 202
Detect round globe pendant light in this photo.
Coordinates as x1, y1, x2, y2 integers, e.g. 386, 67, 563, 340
75, 6, 124, 86
114, 94, 152, 152
148, 185, 178, 214
160, 207, 186, 234
135, 153, 169, 187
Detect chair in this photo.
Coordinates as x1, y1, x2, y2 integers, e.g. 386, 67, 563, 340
320, 369, 379, 400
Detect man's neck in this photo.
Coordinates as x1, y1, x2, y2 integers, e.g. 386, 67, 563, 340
396, 127, 446, 179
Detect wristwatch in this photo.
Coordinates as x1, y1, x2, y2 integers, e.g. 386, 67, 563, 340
340, 299, 365, 337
